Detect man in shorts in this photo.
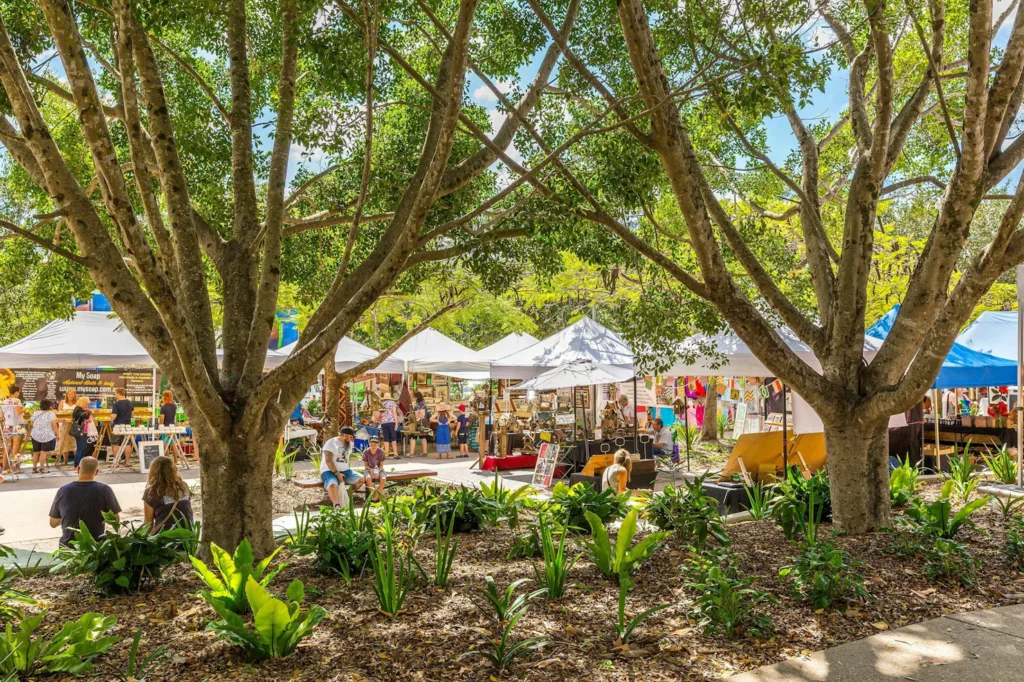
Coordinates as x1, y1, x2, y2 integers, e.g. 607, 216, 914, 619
320, 427, 363, 508
362, 436, 387, 502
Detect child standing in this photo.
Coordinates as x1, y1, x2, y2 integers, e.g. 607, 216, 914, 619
431, 404, 452, 458
456, 404, 469, 458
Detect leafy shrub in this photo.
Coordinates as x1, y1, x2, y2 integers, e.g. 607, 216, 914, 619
191, 539, 285, 614
288, 501, 374, 581
273, 442, 297, 481
471, 576, 545, 623
422, 485, 499, 534
581, 510, 669, 587
430, 511, 458, 587
995, 494, 1024, 520
716, 412, 731, 438
889, 456, 920, 507
779, 541, 872, 610
900, 486, 990, 540
507, 526, 542, 560
103, 629, 167, 682
742, 480, 774, 520
673, 423, 702, 453
685, 565, 775, 639
52, 513, 195, 595
921, 537, 979, 586
207, 577, 326, 659
461, 579, 547, 672
770, 467, 832, 541
369, 505, 416, 618
546, 481, 629, 532
642, 474, 728, 549
1004, 515, 1024, 570
614, 581, 669, 647
983, 446, 1018, 485
480, 473, 531, 529
0, 612, 119, 677
0, 548, 34, 622
533, 516, 579, 598
946, 450, 980, 503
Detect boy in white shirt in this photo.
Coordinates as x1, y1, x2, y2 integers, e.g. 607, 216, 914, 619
319, 427, 364, 508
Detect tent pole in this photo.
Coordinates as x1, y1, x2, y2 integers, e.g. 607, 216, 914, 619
934, 388, 941, 471
151, 367, 157, 428
684, 391, 691, 472
782, 384, 789, 473
1018, 264, 1023, 487
632, 375, 638, 453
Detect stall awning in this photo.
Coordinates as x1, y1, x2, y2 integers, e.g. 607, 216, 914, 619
490, 317, 634, 380
957, 311, 1017, 361
271, 337, 404, 374
868, 305, 1017, 389
512, 360, 635, 391
478, 332, 539, 361
391, 328, 490, 379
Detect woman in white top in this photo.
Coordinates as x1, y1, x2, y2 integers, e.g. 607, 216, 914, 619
29, 399, 58, 473
0, 385, 24, 474
602, 449, 632, 494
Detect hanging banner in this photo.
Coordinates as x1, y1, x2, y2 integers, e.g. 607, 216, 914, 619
0, 368, 159, 403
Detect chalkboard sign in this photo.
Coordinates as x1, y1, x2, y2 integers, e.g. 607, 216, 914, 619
138, 440, 164, 474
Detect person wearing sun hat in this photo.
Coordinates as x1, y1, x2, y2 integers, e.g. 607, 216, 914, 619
430, 403, 453, 458
379, 391, 400, 460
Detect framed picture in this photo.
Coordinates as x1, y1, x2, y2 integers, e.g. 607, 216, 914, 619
138, 439, 165, 474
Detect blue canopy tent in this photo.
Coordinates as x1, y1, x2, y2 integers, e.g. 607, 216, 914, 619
867, 306, 1017, 389
957, 311, 1017, 361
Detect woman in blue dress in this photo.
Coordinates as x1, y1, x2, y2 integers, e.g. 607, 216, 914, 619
431, 403, 452, 458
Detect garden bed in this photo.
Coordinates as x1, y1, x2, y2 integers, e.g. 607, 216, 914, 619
8, 479, 1021, 681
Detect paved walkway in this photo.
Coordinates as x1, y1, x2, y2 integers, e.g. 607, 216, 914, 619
729, 603, 1024, 681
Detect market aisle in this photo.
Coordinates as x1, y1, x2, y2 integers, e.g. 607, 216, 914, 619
727, 603, 1024, 681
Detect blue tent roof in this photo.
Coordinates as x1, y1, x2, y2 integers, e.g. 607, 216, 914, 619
957, 311, 1017, 360
867, 305, 1017, 389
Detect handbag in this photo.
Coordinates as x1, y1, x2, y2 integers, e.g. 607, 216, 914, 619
68, 420, 83, 438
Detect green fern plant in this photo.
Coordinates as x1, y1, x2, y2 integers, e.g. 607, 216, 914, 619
191, 539, 285, 614
581, 510, 669, 588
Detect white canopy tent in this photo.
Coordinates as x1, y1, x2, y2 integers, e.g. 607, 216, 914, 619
512, 359, 635, 391
478, 332, 539, 361
391, 328, 490, 379
270, 336, 404, 374
663, 328, 902, 435
490, 317, 635, 380
0, 311, 286, 370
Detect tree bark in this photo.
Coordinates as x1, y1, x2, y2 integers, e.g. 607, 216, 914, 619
824, 419, 891, 534
194, 419, 283, 558
323, 344, 342, 441
702, 377, 718, 442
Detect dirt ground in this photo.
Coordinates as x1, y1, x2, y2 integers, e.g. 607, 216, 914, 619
10, 479, 1022, 681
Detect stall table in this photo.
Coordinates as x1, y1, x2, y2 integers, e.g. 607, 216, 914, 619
925, 423, 1017, 449
108, 425, 189, 471
481, 454, 538, 471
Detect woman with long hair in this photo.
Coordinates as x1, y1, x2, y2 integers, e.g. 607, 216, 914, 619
71, 396, 92, 470
55, 388, 78, 466
29, 399, 58, 474
143, 455, 194, 532
602, 449, 632, 494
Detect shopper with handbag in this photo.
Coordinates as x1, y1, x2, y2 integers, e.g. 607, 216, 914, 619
142, 455, 194, 532
70, 397, 92, 470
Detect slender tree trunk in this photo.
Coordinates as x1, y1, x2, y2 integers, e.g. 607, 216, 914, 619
824, 419, 891, 533
702, 377, 718, 442
194, 420, 283, 557
323, 344, 341, 441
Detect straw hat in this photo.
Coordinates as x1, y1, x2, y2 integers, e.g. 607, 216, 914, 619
382, 392, 394, 401
437, 402, 450, 412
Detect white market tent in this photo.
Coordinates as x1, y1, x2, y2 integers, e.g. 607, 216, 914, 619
391, 328, 490, 379
0, 311, 286, 370
513, 359, 635, 391
663, 328, 901, 435
957, 311, 1016, 360
271, 336, 404, 374
491, 317, 635, 380
478, 332, 540, 361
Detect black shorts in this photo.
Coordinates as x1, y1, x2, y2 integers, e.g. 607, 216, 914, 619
31, 438, 56, 452
457, 433, 468, 445
381, 422, 398, 443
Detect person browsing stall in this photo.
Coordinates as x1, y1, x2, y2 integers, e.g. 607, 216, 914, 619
361, 436, 387, 502
431, 403, 453, 458
320, 426, 364, 507
1, 385, 25, 473
71, 397, 92, 470
456, 405, 470, 458
49, 456, 121, 547
29, 399, 58, 474
412, 391, 431, 456
143, 455, 194, 532
649, 418, 673, 456
109, 388, 137, 465
602, 449, 632, 494
379, 392, 399, 459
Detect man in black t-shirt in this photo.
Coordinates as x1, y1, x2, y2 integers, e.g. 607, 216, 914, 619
110, 387, 136, 463
49, 457, 121, 546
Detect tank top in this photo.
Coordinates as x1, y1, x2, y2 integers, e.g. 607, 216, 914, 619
602, 463, 628, 492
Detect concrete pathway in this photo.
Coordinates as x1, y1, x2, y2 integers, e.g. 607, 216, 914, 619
728, 603, 1024, 681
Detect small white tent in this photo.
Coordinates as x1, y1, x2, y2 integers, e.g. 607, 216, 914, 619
0, 312, 155, 368
478, 332, 540, 361
490, 317, 635, 380
391, 328, 490, 379
270, 337, 404, 374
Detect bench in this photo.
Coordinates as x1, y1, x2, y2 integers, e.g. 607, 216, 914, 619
292, 468, 438, 490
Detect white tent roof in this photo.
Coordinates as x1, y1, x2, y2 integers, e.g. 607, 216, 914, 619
478, 332, 540, 361
957, 311, 1017, 360
512, 360, 634, 391
0, 312, 156, 368
665, 328, 883, 377
271, 336, 404, 374
490, 317, 635, 380
391, 328, 490, 379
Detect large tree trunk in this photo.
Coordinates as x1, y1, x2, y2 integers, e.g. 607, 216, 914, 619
323, 346, 341, 441
194, 421, 282, 558
702, 377, 718, 442
824, 419, 891, 534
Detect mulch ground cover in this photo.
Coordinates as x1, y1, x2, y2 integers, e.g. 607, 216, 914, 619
12, 479, 1023, 681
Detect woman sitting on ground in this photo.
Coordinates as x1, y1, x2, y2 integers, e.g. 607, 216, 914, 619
602, 449, 632, 494
143, 455, 194, 532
